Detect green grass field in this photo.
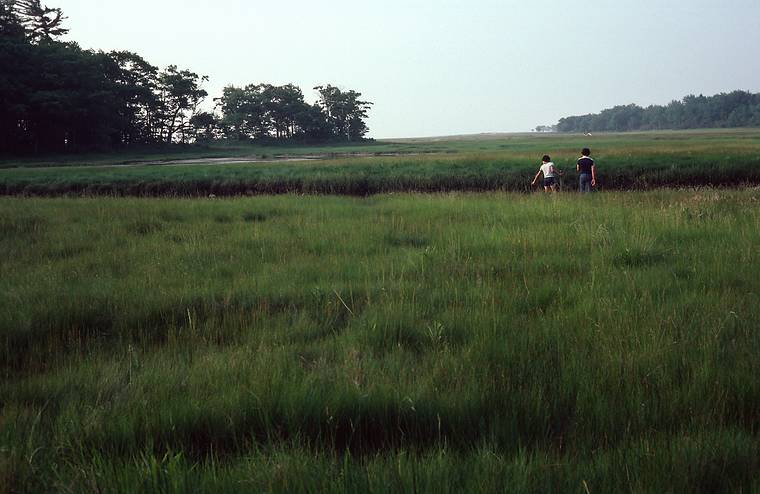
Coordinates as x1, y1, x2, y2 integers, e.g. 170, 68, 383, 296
2, 128, 758, 168
1, 190, 759, 492
2, 129, 760, 196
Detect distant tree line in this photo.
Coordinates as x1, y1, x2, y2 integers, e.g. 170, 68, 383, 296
0, 0, 372, 154
556, 91, 760, 133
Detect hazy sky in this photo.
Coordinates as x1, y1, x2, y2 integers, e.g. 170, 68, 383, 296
61, 0, 760, 138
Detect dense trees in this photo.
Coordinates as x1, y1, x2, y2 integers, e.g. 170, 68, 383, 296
215, 83, 372, 142
0, 0, 373, 154
314, 85, 372, 141
217, 84, 312, 141
556, 91, 760, 133
0, 1, 210, 153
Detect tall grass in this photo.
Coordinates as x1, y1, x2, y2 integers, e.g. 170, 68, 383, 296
2, 153, 759, 197
2, 129, 760, 196
1, 191, 759, 492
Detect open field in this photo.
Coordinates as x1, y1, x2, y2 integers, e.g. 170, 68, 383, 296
1, 129, 760, 196
1, 191, 759, 492
2, 128, 759, 169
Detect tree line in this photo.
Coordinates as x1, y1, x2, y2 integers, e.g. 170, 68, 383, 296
0, 0, 372, 154
215, 84, 371, 143
555, 91, 760, 133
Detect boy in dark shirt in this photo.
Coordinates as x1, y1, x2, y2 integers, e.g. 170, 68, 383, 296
576, 148, 596, 193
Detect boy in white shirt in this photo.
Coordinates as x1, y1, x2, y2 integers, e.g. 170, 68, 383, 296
531, 155, 562, 193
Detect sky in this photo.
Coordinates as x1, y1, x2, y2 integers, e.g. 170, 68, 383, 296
61, 0, 760, 138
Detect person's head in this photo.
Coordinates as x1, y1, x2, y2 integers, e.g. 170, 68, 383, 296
542, 155, 551, 163
581, 148, 590, 157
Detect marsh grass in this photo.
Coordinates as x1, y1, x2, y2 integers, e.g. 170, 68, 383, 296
1, 191, 759, 492
2, 129, 760, 197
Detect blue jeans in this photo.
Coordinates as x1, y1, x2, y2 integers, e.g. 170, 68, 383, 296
579, 173, 592, 193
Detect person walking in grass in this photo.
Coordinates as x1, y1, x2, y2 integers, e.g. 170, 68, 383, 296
577, 148, 596, 193
531, 155, 562, 193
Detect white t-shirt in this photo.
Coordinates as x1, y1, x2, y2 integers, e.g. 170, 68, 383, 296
540, 162, 556, 178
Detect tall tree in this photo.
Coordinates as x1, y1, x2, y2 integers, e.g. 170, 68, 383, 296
13, 0, 67, 42
0, 0, 25, 39
105, 50, 161, 144
314, 85, 372, 141
264, 84, 311, 139
217, 84, 270, 140
156, 65, 208, 144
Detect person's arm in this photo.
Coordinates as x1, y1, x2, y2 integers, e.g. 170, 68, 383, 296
576, 161, 580, 173
591, 164, 597, 186
531, 169, 542, 185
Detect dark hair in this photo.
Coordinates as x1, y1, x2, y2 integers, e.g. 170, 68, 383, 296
542, 155, 551, 162
581, 148, 590, 156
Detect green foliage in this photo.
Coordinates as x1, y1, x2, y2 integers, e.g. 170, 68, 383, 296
219, 83, 319, 141
1, 191, 759, 491
217, 83, 372, 143
156, 65, 208, 144
0, 2, 373, 155
314, 84, 373, 141
557, 91, 760, 132
0, 25, 208, 153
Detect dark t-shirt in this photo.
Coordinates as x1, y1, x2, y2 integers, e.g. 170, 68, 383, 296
577, 157, 594, 174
